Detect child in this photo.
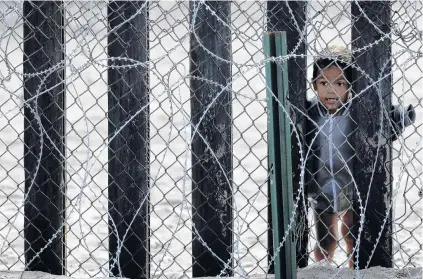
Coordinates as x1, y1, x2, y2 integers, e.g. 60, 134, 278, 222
304, 45, 415, 267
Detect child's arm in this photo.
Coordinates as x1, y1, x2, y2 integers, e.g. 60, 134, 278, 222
390, 104, 416, 141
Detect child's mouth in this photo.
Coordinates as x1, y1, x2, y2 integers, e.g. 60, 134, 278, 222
326, 97, 340, 105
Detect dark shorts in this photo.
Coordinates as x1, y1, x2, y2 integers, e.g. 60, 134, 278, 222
309, 193, 352, 214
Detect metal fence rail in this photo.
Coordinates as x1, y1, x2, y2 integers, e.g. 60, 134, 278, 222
0, 1, 421, 278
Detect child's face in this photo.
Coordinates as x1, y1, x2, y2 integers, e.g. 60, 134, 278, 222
314, 65, 350, 114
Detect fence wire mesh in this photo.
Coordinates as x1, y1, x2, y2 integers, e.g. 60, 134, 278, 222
0, 1, 421, 278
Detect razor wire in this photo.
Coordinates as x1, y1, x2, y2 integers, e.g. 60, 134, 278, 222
0, 1, 421, 278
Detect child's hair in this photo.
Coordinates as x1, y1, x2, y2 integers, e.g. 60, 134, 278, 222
312, 45, 353, 85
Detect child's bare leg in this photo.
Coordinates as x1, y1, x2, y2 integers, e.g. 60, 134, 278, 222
340, 209, 355, 268
314, 209, 338, 263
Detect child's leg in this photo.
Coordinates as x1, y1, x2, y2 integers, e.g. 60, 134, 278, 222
340, 209, 355, 268
314, 209, 338, 263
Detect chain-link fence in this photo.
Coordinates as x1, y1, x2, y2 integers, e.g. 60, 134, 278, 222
0, 1, 421, 278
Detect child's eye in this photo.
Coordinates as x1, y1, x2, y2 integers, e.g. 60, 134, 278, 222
320, 81, 328, 86
337, 82, 346, 87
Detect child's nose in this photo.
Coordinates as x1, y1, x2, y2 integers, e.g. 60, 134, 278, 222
326, 84, 336, 93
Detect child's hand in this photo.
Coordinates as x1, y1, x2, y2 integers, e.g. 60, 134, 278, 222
405, 104, 416, 125
390, 104, 416, 141
392, 104, 416, 128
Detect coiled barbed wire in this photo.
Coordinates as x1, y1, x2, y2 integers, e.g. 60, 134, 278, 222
0, 0, 420, 277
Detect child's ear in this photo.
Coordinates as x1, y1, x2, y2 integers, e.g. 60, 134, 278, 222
347, 88, 353, 100
313, 81, 317, 91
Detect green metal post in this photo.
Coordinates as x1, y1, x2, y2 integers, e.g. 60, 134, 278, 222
264, 33, 282, 279
264, 31, 297, 279
275, 32, 296, 276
